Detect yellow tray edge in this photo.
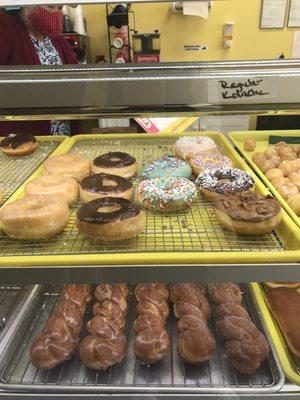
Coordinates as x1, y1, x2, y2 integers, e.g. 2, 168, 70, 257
250, 282, 300, 385
1, 132, 300, 266
228, 130, 300, 229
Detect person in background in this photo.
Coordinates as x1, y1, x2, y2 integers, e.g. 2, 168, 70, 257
0, 6, 78, 136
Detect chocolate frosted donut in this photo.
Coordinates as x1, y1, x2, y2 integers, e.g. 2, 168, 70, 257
92, 152, 138, 179
94, 152, 135, 168
0, 133, 38, 157
76, 197, 145, 241
214, 192, 282, 235
79, 173, 133, 202
0, 133, 36, 149
215, 192, 281, 223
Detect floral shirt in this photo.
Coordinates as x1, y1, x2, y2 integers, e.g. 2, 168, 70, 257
31, 36, 71, 136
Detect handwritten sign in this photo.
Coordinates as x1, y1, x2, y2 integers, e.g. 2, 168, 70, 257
208, 78, 279, 103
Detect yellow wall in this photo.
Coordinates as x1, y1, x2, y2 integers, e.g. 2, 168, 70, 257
83, 0, 295, 63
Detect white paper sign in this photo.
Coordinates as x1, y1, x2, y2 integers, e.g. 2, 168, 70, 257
292, 31, 300, 57
260, 0, 288, 28
208, 78, 279, 103
288, 0, 300, 27
184, 44, 207, 51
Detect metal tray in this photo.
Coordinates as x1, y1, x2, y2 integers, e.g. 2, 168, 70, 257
228, 130, 300, 229
0, 286, 33, 332
251, 283, 300, 386
0, 132, 299, 267
0, 136, 67, 204
0, 284, 284, 394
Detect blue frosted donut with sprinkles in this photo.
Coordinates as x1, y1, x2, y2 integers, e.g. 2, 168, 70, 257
140, 156, 191, 180
137, 177, 197, 212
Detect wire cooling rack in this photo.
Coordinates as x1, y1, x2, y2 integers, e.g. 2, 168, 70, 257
0, 140, 61, 204
0, 137, 284, 257
0, 284, 283, 393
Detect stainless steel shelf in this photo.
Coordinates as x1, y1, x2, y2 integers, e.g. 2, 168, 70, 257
0, 263, 299, 285
2, 61, 300, 119
1, 0, 228, 5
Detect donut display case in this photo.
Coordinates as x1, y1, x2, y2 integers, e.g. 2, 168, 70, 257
0, 61, 300, 400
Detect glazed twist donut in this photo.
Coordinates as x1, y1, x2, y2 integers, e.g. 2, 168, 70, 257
79, 284, 128, 370
133, 283, 170, 364
170, 283, 215, 364
210, 283, 270, 374
29, 284, 92, 369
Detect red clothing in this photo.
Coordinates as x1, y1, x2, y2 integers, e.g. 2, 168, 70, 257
0, 12, 78, 135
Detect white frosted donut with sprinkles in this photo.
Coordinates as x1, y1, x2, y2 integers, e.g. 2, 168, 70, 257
137, 177, 197, 212
173, 136, 217, 160
196, 167, 255, 201
190, 152, 233, 176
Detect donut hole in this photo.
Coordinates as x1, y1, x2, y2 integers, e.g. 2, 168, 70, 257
110, 157, 122, 162
98, 205, 121, 213
164, 183, 175, 190
219, 178, 231, 183
102, 179, 118, 187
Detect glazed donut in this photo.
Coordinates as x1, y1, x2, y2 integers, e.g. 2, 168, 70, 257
25, 175, 78, 205
76, 197, 145, 241
196, 168, 255, 201
259, 160, 274, 174
252, 153, 265, 164
275, 141, 287, 150
92, 152, 137, 179
79, 173, 133, 202
190, 152, 233, 176
265, 168, 284, 182
0, 133, 38, 157
137, 177, 197, 212
280, 149, 297, 161
287, 193, 300, 215
243, 139, 256, 152
269, 155, 282, 168
173, 136, 217, 160
292, 144, 300, 155
214, 192, 282, 235
272, 177, 290, 188
291, 158, 300, 169
264, 147, 278, 159
277, 183, 298, 200
289, 172, 300, 189
0, 194, 70, 239
279, 160, 296, 176
141, 156, 191, 179
43, 153, 90, 182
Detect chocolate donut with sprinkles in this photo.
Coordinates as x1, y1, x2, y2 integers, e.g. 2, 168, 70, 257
196, 167, 255, 201
140, 156, 191, 180
137, 177, 197, 212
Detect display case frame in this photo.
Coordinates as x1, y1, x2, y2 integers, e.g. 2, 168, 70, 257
0, 60, 300, 398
